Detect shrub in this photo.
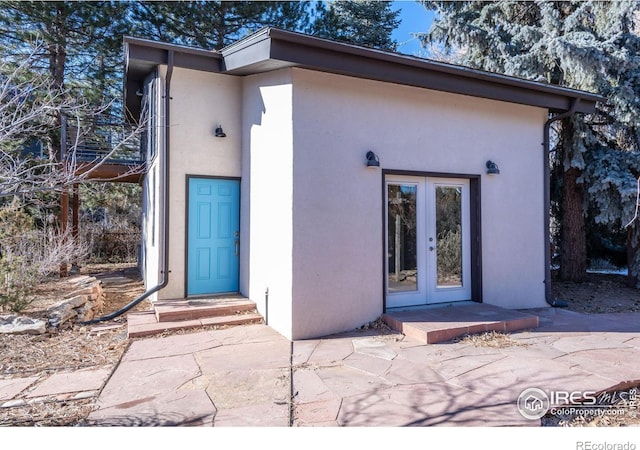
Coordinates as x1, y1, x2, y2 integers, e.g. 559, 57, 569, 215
81, 221, 140, 263
0, 200, 88, 312
436, 225, 462, 284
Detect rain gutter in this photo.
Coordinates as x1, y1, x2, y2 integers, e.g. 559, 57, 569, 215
84, 50, 174, 324
543, 98, 579, 307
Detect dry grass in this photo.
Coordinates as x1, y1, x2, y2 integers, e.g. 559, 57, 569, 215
357, 317, 395, 333
455, 330, 529, 348
0, 326, 129, 376
0, 263, 146, 427
1, 399, 97, 427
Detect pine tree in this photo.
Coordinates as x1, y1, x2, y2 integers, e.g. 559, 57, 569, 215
311, 0, 401, 51
0, 1, 138, 277
0, 1, 316, 275
0, 1, 138, 165
0, 1, 131, 150
127, 1, 312, 50
419, 1, 640, 286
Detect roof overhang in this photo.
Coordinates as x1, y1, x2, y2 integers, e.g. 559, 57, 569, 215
124, 37, 222, 121
124, 28, 602, 121
221, 28, 601, 114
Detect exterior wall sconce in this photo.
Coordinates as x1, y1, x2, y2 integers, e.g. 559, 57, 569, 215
214, 125, 226, 138
486, 160, 500, 175
366, 150, 380, 167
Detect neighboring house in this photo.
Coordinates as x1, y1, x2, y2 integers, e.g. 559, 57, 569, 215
123, 28, 600, 340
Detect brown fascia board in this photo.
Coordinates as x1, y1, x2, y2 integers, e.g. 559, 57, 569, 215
124, 36, 222, 74
222, 28, 602, 114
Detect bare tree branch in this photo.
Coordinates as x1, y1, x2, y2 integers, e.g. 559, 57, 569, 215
0, 44, 145, 200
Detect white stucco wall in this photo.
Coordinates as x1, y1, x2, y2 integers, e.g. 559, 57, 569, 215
288, 68, 549, 339
147, 62, 550, 340
141, 72, 163, 299
159, 67, 242, 300
242, 69, 294, 339
141, 162, 161, 293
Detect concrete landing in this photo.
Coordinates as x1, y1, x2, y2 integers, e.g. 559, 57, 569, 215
382, 302, 539, 344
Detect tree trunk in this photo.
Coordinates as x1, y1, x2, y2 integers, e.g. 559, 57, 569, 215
558, 116, 587, 282
59, 187, 69, 278
560, 165, 587, 281
628, 225, 639, 288
49, 5, 67, 162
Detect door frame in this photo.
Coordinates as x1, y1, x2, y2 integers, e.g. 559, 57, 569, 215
381, 169, 482, 312
185, 175, 241, 298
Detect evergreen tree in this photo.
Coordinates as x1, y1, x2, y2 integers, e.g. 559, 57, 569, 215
128, 1, 312, 50
0, 1, 315, 274
311, 0, 401, 51
419, 1, 640, 286
0, 0, 131, 160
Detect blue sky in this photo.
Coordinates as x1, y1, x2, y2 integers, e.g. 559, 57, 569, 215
391, 1, 435, 57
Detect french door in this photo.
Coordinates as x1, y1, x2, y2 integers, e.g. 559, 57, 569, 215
385, 176, 471, 308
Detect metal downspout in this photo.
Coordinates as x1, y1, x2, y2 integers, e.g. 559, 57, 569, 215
543, 98, 579, 307
83, 51, 175, 324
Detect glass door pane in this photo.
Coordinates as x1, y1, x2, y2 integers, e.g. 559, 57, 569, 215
387, 184, 418, 292
435, 186, 463, 288
427, 178, 471, 303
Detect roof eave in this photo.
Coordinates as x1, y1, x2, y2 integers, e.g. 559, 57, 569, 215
222, 28, 601, 114
123, 29, 603, 120
123, 37, 223, 121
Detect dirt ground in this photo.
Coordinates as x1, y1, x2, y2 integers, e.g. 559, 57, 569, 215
0, 263, 149, 426
552, 272, 640, 314
1, 268, 639, 426
2, 263, 150, 376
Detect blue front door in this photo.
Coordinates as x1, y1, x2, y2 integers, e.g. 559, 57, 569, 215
187, 177, 240, 295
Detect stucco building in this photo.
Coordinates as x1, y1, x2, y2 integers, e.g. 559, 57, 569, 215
124, 28, 600, 340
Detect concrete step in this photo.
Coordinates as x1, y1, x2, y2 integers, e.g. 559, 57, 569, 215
127, 310, 263, 339
154, 297, 257, 323
382, 302, 539, 344
126, 297, 263, 338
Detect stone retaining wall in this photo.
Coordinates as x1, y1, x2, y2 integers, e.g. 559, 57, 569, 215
0, 275, 105, 335
47, 275, 105, 328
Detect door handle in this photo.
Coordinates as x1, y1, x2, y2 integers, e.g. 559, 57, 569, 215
235, 239, 239, 256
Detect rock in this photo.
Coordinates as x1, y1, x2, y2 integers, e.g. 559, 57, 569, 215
75, 277, 98, 288
68, 285, 99, 298
352, 337, 397, 360
78, 302, 96, 321
2, 399, 26, 408
49, 295, 87, 310
67, 275, 92, 285
0, 277, 106, 333
48, 303, 79, 328
0, 315, 46, 335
